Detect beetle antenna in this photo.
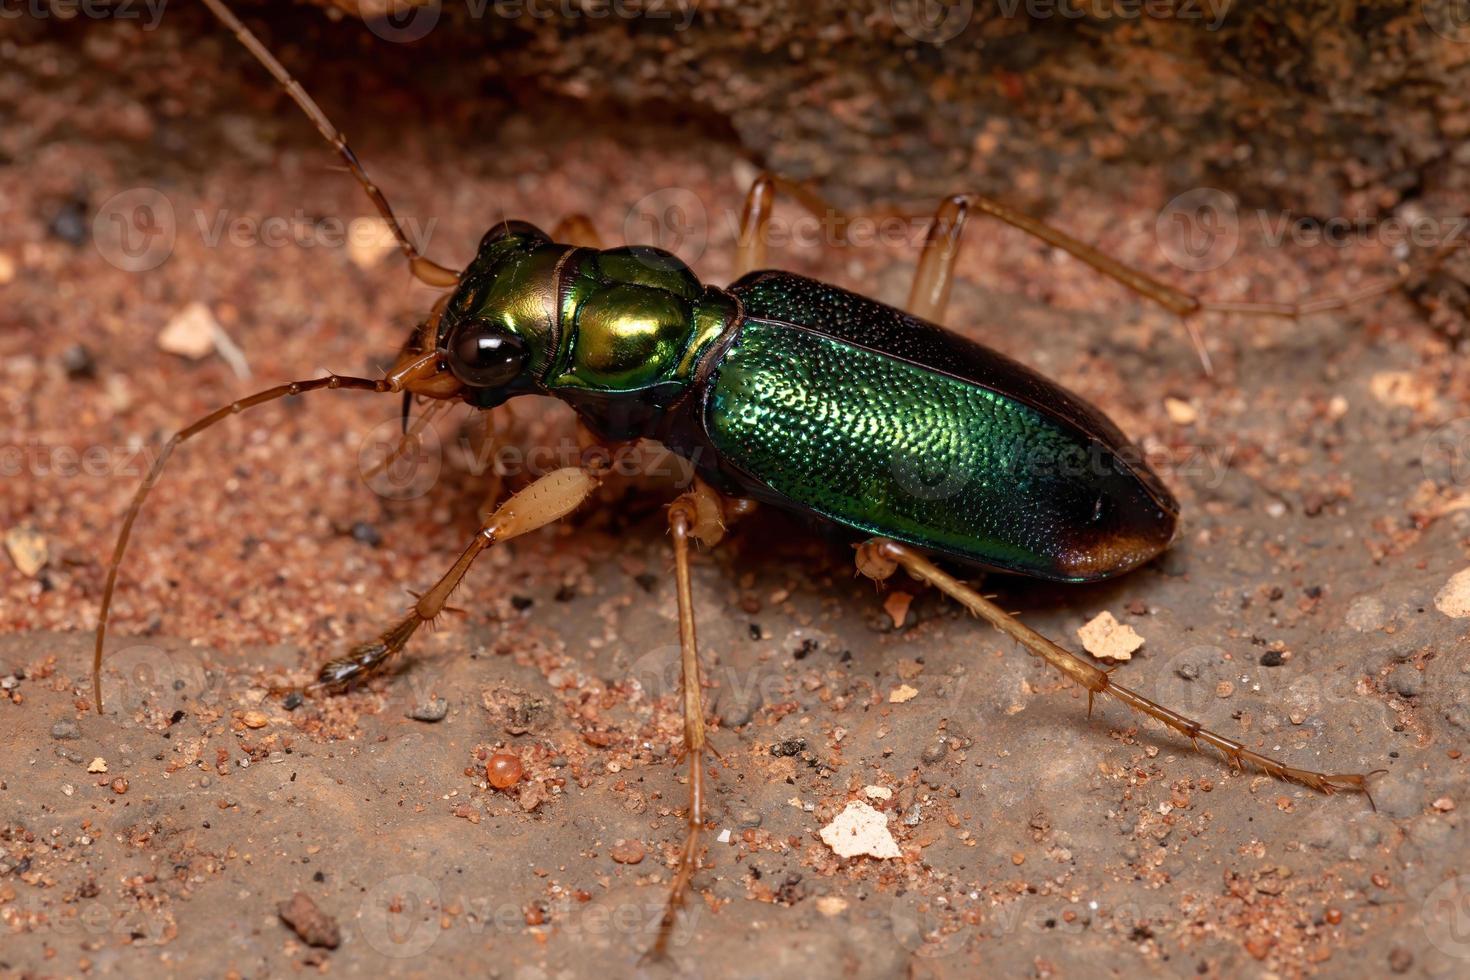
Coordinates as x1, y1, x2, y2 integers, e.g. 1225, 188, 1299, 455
93, 353, 441, 714
198, 0, 460, 288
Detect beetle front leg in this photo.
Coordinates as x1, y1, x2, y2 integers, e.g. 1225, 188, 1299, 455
856, 538, 1376, 800
313, 467, 602, 692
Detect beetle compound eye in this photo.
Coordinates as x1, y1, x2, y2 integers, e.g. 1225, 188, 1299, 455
447, 320, 528, 388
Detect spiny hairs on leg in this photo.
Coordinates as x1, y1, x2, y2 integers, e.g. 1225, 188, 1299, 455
92, 354, 441, 714
857, 539, 1378, 804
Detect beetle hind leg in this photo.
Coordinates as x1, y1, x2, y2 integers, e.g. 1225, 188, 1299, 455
856, 538, 1374, 800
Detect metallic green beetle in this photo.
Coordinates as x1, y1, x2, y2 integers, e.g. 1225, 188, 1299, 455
440, 221, 1178, 583
94, 0, 1374, 960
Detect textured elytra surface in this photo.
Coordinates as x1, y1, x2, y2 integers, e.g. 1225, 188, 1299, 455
708, 319, 1127, 580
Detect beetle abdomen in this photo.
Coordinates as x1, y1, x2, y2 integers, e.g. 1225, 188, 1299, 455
705, 273, 1177, 582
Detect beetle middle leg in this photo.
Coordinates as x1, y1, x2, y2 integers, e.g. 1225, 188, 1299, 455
314, 466, 602, 691
648, 479, 754, 958
856, 538, 1375, 799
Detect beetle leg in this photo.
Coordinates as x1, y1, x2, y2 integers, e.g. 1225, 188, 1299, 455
903, 191, 1461, 373
906, 195, 970, 323
314, 467, 602, 692
647, 479, 753, 958
855, 538, 1377, 801
735, 172, 850, 277
552, 213, 605, 249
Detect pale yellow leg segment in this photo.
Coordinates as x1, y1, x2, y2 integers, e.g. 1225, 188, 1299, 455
906, 195, 970, 323
315, 467, 602, 690
735, 172, 852, 278
649, 480, 752, 958
856, 539, 1374, 799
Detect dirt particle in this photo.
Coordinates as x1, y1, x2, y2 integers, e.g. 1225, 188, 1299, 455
610, 839, 646, 864
1077, 611, 1144, 661
407, 697, 448, 722
158, 301, 221, 361
888, 684, 918, 704
277, 892, 341, 949
819, 801, 901, 859
815, 896, 848, 916
883, 591, 913, 628
4, 525, 49, 578
920, 739, 947, 764
487, 752, 523, 790
1388, 947, 1413, 973
1163, 396, 1197, 425
1434, 568, 1470, 619
61, 344, 96, 379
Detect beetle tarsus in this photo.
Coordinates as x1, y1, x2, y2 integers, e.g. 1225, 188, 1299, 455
858, 538, 1376, 801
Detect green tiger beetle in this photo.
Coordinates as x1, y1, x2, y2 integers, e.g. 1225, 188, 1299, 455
94, 0, 1429, 957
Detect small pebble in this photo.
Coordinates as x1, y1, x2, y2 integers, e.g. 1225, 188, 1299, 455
49, 198, 88, 245
920, 739, 947, 764
111, 778, 128, 795
350, 521, 381, 547
283, 691, 303, 711
408, 697, 448, 722
61, 344, 96, 379
1215, 681, 1234, 699
242, 711, 268, 729
4, 525, 48, 578
487, 752, 523, 790
51, 720, 81, 741
610, 839, 646, 864
278, 892, 341, 949
735, 808, 763, 828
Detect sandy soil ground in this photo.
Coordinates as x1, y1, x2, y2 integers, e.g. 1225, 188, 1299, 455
4, 10, 1470, 980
